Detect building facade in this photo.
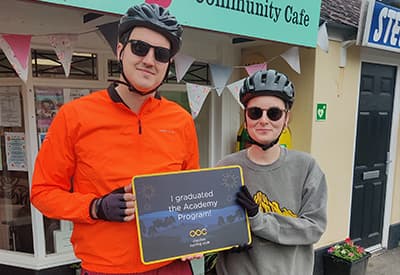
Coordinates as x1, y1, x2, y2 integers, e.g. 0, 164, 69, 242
0, 0, 399, 275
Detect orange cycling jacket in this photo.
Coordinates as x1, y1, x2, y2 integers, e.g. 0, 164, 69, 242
31, 85, 200, 273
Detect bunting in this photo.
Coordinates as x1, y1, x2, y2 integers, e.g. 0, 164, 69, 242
245, 63, 267, 76
317, 22, 329, 53
0, 34, 31, 82
174, 53, 195, 83
226, 78, 246, 109
48, 34, 78, 77
97, 21, 119, 55
186, 83, 211, 119
0, 29, 303, 116
280, 47, 301, 74
209, 64, 233, 96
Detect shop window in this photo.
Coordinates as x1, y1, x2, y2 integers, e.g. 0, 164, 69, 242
166, 62, 211, 85
0, 51, 18, 78
0, 86, 33, 253
34, 86, 91, 255
107, 60, 211, 85
32, 50, 98, 80
1, 49, 98, 79
162, 91, 190, 113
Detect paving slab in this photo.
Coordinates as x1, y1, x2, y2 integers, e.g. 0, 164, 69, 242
366, 247, 400, 275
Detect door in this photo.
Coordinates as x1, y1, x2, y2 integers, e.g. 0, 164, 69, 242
350, 62, 396, 248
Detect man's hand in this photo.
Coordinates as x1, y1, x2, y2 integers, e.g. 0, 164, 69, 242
229, 243, 253, 253
181, 254, 203, 261
91, 184, 135, 222
236, 185, 259, 217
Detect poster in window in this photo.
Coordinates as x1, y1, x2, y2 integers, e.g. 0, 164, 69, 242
0, 86, 22, 127
63, 88, 90, 103
5, 132, 27, 171
38, 132, 47, 148
35, 88, 64, 129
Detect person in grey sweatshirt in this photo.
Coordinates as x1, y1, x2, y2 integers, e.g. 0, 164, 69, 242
215, 69, 327, 275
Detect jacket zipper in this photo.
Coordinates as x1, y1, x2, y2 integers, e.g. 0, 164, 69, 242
138, 119, 142, 134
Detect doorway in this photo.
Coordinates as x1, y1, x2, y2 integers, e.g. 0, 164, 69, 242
350, 62, 396, 248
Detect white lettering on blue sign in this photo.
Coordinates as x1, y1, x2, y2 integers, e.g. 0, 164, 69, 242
366, 1, 400, 51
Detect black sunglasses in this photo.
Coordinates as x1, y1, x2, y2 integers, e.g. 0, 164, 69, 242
127, 39, 171, 63
246, 107, 287, 121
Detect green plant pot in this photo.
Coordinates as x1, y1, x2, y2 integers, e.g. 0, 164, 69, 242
323, 252, 371, 275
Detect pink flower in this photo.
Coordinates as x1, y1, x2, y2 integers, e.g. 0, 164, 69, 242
357, 246, 365, 253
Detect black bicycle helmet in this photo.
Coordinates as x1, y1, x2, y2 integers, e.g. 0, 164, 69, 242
240, 69, 295, 109
118, 3, 183, 57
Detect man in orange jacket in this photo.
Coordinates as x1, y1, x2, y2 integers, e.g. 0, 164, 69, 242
31, 3, 199, 275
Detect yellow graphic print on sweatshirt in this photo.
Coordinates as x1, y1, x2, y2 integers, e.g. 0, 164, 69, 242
254, 191, 297, 218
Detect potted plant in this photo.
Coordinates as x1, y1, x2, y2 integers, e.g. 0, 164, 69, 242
323, 237, 371, 275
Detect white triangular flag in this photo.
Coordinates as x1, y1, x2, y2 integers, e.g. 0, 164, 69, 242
280, 47, 301, 74
174, 53, 195, 83
0, 34, 31, 83
209, 64, 233, 96
186, 83, 211, 119
226, 78, 246, 109
317, 22, 329, 53
48, 34, 78, 77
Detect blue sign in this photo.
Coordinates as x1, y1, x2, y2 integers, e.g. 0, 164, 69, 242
363, 0, 400, 52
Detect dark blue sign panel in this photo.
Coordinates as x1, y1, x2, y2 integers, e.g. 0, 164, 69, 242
364, 0, 400, 52
132, 166, 251, 264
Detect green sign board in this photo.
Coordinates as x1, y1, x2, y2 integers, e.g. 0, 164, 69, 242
316, 103, 327, 121
34, 0, 322, 47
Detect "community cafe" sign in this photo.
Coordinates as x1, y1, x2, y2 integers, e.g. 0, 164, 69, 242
35, 0, 323, 47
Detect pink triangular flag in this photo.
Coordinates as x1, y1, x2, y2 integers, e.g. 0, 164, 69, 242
245, 63, 267, 76
186, 83, 211, 119
48, 34, 78, 77
0, 34, 31, 82
174, 53, 195, 83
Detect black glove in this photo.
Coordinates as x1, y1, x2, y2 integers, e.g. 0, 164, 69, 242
230, 243, 253, 253
91, 187, 127, 222
236, 185, 259, 217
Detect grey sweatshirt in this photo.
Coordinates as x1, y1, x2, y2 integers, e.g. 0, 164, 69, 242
215, 148, 327, 275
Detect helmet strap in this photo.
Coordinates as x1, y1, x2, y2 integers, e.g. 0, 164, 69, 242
248, 135, 280, 151
246, 123, 286, 151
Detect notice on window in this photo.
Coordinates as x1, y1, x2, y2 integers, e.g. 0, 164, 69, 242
5, 132, 27, 171
35, 88, 64, 129
63, 88, 90, 103
0, 87, 22, 127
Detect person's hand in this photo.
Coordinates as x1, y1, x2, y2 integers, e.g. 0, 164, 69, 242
91, 184, 135, 222
236, 185, 259, 217
229, 243, 253, 253
181, 254, 203, 261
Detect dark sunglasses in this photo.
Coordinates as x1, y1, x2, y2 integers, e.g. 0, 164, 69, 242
127, 39, 171, 63
246, 107, 287, 121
